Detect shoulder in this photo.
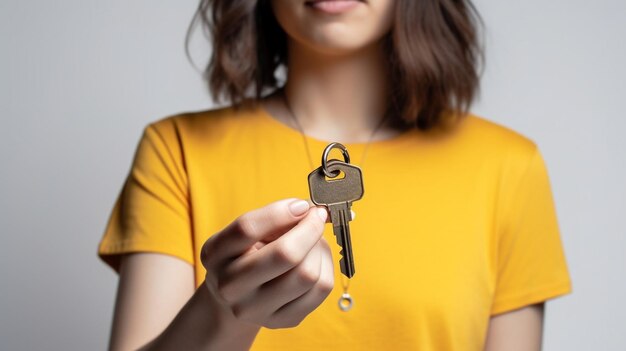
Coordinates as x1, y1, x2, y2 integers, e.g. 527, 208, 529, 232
458, 113, 540, 169
453, 113, 554, 199
149, 105, 254, 135
462, 113, 538, 154
143, 104, 260, 146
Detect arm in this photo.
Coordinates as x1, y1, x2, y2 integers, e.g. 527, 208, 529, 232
109, 253, 260, 351
106, 198, 333, 351
484, 303, 545, 351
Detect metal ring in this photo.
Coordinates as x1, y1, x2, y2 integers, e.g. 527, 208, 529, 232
338, 293, 353, 312
322, 142, 350, 178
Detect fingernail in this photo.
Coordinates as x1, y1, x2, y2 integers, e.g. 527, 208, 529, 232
316, 207, 328, 221
289, 199, 310, 216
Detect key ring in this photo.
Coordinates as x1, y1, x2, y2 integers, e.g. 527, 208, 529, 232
338, 293, 353, 312
322, 142, 351, 178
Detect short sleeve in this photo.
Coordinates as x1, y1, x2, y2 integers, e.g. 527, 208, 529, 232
97, 120, 194, 272
491, 144, 573, 315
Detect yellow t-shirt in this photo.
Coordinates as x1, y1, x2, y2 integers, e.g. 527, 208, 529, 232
98, 104, 573, 350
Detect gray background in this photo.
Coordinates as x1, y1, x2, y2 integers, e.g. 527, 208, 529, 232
1, 0, 624, 349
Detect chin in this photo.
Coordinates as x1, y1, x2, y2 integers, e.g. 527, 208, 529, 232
292, 21, 388, 57
271, 0, 392, 57
304, 36, 380, 57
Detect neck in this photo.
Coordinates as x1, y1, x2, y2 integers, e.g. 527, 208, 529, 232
270, 37, 400, 143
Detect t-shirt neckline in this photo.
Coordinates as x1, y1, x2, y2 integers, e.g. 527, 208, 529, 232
255, 103, 417, 149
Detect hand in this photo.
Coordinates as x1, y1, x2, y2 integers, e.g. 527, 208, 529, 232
200, 198, 335, 329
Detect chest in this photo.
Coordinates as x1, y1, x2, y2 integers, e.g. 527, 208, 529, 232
193, 149, 498, 311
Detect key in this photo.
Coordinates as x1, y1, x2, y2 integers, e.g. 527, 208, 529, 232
308, 158, 364, 278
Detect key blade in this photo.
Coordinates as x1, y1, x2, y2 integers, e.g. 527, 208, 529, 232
339, 256, 355, 278
331, 207, 355, 278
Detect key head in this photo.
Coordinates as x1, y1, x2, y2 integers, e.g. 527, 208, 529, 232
308, 159, 364, 206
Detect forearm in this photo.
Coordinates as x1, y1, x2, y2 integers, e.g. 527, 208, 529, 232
138, 282, 261, 351
483, 303, 544, 351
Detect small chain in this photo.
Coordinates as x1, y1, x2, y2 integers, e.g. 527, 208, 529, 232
279, 87, 390, 301
280, 88, 390, 170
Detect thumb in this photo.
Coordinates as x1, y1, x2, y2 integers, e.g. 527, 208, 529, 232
209, 198, 312, 261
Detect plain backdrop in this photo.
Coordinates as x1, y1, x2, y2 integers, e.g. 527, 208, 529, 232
1, 0, 624, 350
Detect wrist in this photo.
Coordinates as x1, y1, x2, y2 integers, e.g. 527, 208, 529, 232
198, 280, 261, 350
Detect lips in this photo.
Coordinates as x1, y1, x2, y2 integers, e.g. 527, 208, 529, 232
304, 0, 366, 7
306, 0, 365, 3
304, 0, 365, 14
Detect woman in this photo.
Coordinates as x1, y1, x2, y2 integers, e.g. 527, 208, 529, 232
98, 0, 572, 350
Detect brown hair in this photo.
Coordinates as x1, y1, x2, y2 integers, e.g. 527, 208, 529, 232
186, 0, 485, 131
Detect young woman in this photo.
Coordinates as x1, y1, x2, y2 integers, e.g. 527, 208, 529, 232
98, 0, 572, 350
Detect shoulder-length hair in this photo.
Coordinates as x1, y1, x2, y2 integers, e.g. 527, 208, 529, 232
186, 0, 484, 131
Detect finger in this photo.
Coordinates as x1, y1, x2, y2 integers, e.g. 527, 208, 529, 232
223, 207, 347, 254
306, 199, 328, 223
218, 206, 328, 301
210, 198, 312, 261
233, 239, 324, 319
267, 238, 335, 328
304, 199, 356, 222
